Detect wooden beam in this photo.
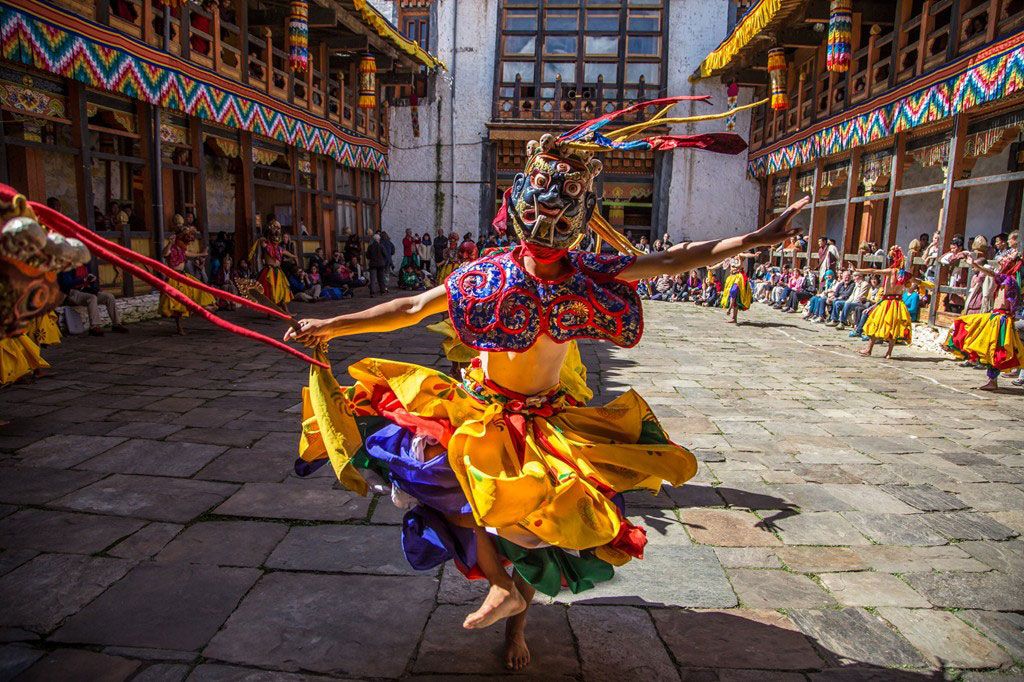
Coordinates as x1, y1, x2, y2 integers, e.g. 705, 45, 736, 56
779, 28, 827, 48
929, 114, 969, 326
723, 68, 767, 86
322, 34, 370, 51
804, 0, 897, 25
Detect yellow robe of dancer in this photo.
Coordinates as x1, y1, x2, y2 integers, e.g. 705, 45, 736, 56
1, 335, 49, 385
26, 312, 61, 346
719, 273, 752, 310
862, 297, 912, 343
298, 357, 696, 564
159, 274, 216, 317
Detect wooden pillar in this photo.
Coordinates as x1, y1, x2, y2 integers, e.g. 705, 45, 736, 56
150, 107, 166, 262
1001, 142, 1023, 233
143, 0, 155, 44
69, 83, 96, 232
787, 168, 800, 267
238, 130, 255, 261
883, 133, 907, 249
239, 0, 249, 85
191, 118, 209, 250
212, 8, 222, 72
840, 149, 863, 264
181, 3, 191, 61
807, 161, 823, 265
916, 0, 933, 77
985, 0, 999, 42
928, 114, 969, 326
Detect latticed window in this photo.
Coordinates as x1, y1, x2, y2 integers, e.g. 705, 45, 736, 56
495, 0, 666, 120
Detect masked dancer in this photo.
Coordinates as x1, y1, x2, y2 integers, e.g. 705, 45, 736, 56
855, 245, 914, 358
160, 214, 215, 335
283, 96, 805, 670
945, 253, 1024, 390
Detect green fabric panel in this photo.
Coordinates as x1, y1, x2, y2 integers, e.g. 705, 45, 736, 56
496, 538, 615, 598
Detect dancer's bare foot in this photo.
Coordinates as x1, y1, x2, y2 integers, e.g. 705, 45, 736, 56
859, 348, 872, 357
463, 584, 526, 630
504, 626, 530, 671
175, 318, 186, 336
882, 352, 893, 359
978, 380, 999, 391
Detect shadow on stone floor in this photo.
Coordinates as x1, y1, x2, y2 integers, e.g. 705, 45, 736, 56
414, 604, 945, 679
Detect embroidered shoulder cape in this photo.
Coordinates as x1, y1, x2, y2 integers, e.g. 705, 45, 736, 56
445, 248, 641, 352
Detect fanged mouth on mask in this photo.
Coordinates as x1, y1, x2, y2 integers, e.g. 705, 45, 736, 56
508, 148, 600, 251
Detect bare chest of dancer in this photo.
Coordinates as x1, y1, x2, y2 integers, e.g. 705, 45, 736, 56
479, 335, 569, 396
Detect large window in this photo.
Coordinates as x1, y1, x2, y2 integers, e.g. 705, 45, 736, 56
496, 0, 666, 119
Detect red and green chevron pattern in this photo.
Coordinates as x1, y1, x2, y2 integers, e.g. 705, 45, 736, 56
750, 32, 1024, 177
0, 2, 388, 173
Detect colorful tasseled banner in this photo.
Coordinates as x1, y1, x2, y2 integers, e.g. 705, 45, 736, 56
288, 0, 309, 73
725, 80, 740, 131
359, 55, 377, 109
768, 48, 789, 111
827, 0, 853, 73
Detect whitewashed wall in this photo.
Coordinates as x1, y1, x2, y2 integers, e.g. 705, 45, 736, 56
664, 0, 760, 242
382, 0, 759, 241
380, 0, 497, 239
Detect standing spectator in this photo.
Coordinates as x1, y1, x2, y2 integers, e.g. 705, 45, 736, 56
636, 235, 651, 254
343, 229, 362, 264
817, 237, 838, 278
380, 230, 396, 275
366, 231, 389, 295
433, 227, 447, 266
399, 229, 417, 270
419, 232, 433, 273
58, 264, 129, 336
942, 235, 971, 313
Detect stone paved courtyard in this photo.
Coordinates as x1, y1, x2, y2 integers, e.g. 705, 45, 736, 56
1, 297, 1023, 681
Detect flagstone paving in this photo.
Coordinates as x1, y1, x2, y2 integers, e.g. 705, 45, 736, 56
1, 297, 1023, 680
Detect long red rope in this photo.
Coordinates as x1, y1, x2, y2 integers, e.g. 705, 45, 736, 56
1, 185, 327, 368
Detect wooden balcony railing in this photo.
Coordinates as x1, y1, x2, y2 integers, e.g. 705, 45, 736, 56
748, 0, 1024, 155
48, 0, 392, 145
495, 74, 658, 123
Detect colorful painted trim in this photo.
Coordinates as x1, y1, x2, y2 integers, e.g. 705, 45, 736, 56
352, 0, 445, 71
749, 32, 1024, 178
0, 1, 388, 173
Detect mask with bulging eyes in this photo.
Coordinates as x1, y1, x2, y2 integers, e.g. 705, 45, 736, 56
507, 137, 601, 251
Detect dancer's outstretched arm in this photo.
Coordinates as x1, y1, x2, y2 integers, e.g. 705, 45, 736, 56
622, 197, 809, 281
284, 284, 448, 345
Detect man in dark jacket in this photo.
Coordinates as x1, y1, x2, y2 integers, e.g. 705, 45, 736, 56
381, 231, 397, 275
826, 270, 856, 325
365, 231, 389, 296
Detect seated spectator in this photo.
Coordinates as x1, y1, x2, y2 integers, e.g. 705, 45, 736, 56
289, 266, 322, 303
58, 265, 128, 336
804, 270, 837, 321
782, 268, 816, 312
825, 270, 856, 326
669, 274, 688, 302
212, 254, 239, 310
185, 255, 209, 284
649, 274, 674, 301
834, 272, 869, 330
849, 275, 885, 339
769, 266, 791, 306
236, 258, 253, 280
902, 281, 922, 323
684, 272, 702, 302
307, 247, 328, 273
398, 263, 425, 290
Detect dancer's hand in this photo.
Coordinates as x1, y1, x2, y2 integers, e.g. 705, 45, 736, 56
284, 318, 332, 345
751, 196, 810, 246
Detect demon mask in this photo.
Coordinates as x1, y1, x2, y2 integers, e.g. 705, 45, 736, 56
507, 134, 602, 251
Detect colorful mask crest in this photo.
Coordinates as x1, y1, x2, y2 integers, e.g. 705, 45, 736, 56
507, 134, 602, 251
496, 96, 749, 255
0, 193, 90, 337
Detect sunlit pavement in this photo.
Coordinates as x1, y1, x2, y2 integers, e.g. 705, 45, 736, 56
1, 296, 1022, 680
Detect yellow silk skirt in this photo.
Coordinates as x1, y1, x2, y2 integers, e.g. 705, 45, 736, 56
298, 357, 697, 562
720, 273, 752, 310
1, 335, 49, 385
258, 266, 293, 306
863, 298, 912, 343
26, 312, 61, 346
945, 311, 1024, 370
159, 273, 216, 318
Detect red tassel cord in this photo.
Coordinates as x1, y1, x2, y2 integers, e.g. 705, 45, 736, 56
1, 185, 327, 368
